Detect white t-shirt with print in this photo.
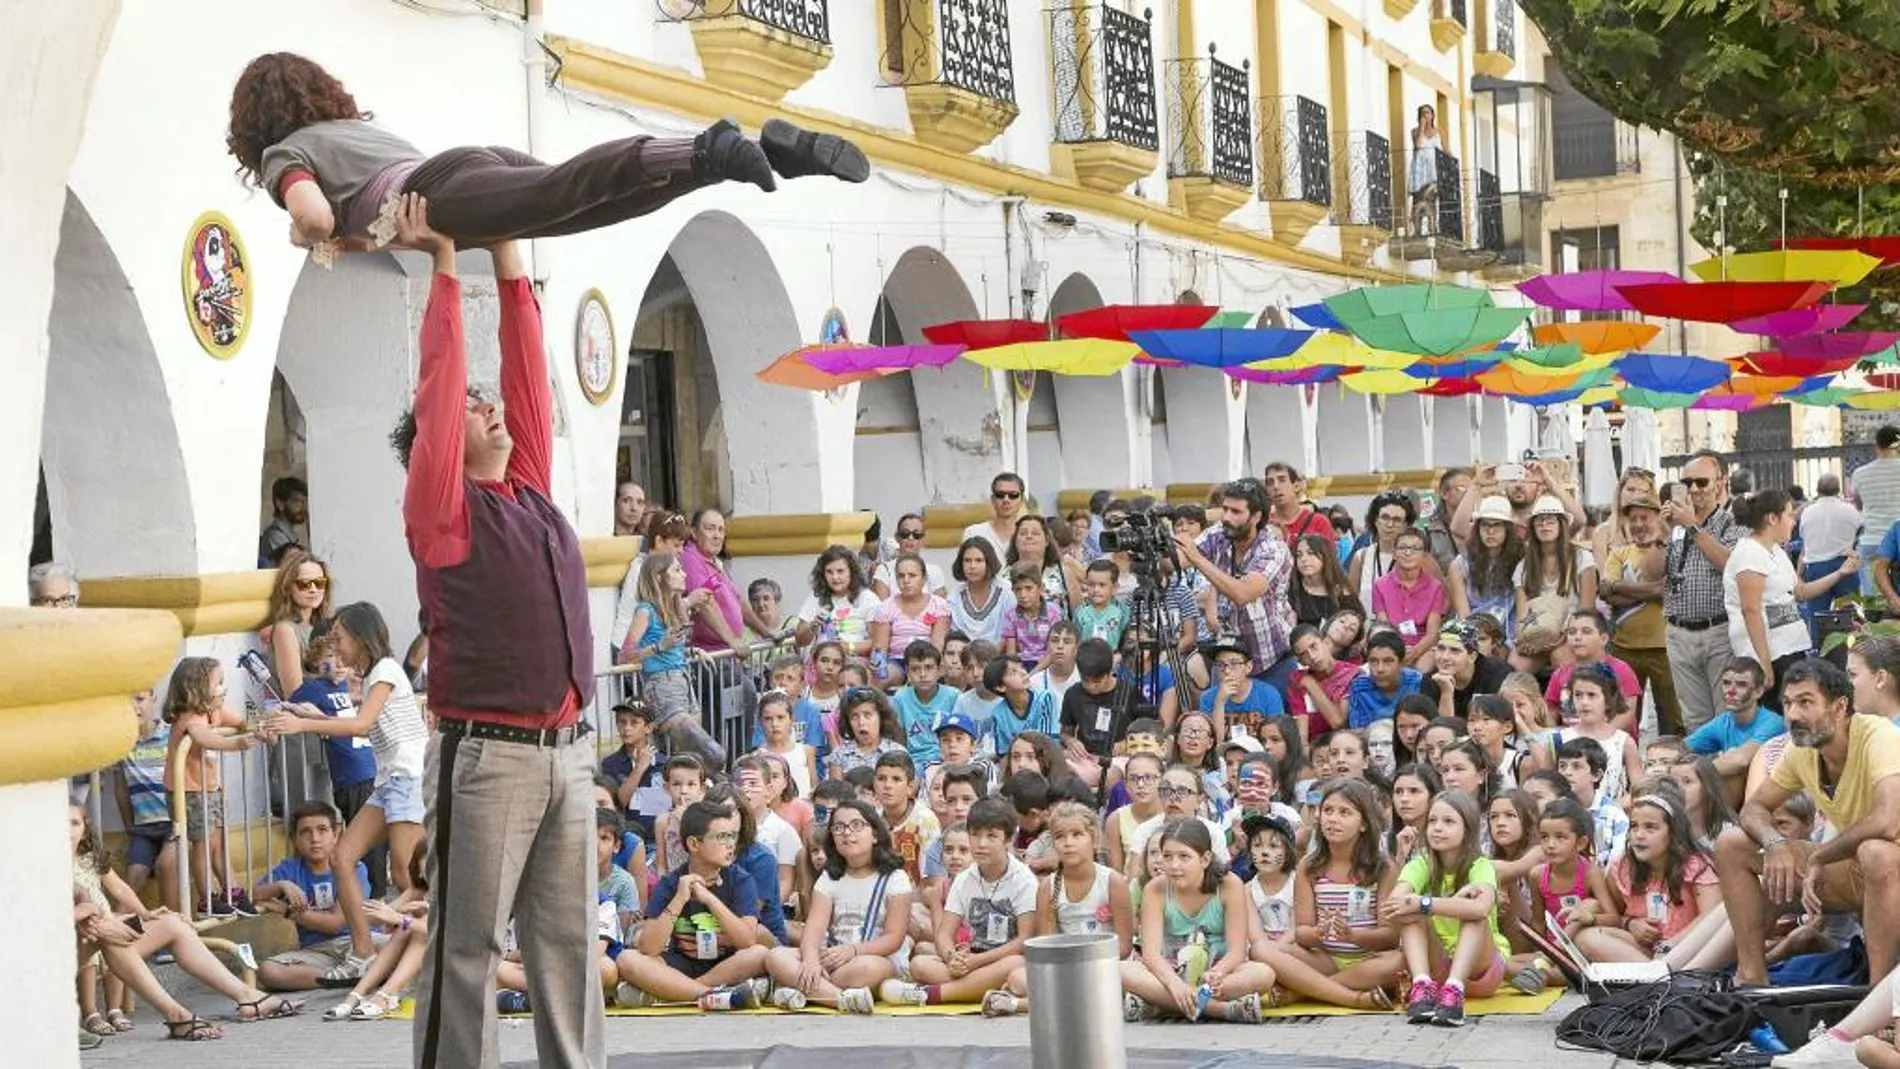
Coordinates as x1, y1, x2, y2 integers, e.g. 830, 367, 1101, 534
815, 868, 916, 948
796, 590, 882, 646
944, 855, 1039, 952
364, 658, 428, 784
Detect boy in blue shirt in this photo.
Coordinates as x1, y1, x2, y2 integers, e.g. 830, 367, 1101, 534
115, 687, 175, 901
1198, 635, 1285, 740
892, 639, 961, 768
254, 801, 371, 992
614, 800, 771, 1011
1346, 631, 1424, 728
603, 700, 669, 843
1074, 560, 1130, 649
1685, 656, 1785, 800
289, 627, 383, 893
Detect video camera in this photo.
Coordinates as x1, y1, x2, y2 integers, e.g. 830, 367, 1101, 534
1097, 507, 1180, 579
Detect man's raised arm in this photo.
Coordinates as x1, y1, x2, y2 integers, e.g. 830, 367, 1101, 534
494, 241, 553, 496
398, 195, 471, 570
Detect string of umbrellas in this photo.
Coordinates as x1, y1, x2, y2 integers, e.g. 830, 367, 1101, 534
757, 237, 1900, 415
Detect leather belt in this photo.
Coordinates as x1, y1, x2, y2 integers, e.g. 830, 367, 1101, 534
437, 717, 589, 748
1666, 615, 1728, 632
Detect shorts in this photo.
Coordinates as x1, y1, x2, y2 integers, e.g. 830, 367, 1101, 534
268, 934, 355, 971
124, 824, 171, 870
367, 773, 425, 824
1428, 949, 1506, 998
183, 789, 225, 843
661, 947, 726, 980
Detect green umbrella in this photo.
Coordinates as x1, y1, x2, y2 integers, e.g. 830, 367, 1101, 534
1344, 306, 1533, 358
1788, 386, 1862, 406
1861, 344, 1900, 367
1505, 342, 1587, 370
1322, 283, 1493, 330
1202, 310, 1256, 329
1618, 387, 1699, 409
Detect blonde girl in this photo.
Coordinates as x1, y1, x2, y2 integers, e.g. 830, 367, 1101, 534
627, 552, 724, 766
986, 803, 1134, 1016
162, 656, 255, 915
1385, 792, 1511, 1025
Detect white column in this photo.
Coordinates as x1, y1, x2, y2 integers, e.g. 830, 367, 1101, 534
1381, 395, 1427, 472
1316, 386, 1373, 475
1160, 367, 1245, 485
1432, 396, 1476, 468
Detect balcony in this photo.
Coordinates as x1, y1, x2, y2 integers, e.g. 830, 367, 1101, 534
1430, 0, 1467, 51
678, 0, 833, 101
1337, 131, 1395, 264
1475, 0, 1515, 77
1391, 148, 1494, 269
880, 0, 1019, 153
1472, 76, 1552, 278
1259, 95, 1332, 245
1554, 118, 1640, 181
1164, 50, 1253, 222
1048, 3, 1159, 192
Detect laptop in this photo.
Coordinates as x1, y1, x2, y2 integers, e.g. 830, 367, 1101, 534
1539, 911, 1670, 990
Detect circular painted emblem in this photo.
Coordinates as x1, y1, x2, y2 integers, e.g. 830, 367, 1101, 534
181, 211, 252, 358
575, 288, 617, 405
1229, 375, 1245, 401
1011, 371, 1037, 401
819, 307, 851, 401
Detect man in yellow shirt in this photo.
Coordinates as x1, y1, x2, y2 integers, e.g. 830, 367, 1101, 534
1715, 658, 1900, 985
1601, 491, 1680, 734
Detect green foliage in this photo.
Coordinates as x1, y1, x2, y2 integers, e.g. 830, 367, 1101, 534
1520, 0, 1900, 183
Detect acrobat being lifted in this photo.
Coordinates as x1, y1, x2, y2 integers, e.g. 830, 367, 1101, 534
225, 52, 868, 262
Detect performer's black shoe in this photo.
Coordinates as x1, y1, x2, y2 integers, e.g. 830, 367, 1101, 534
694, 119, 776, 192
762, 118, 870, 184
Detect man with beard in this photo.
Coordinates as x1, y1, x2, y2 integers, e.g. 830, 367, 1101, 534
1173, 478, 1296, 695
1714, 658, 1900, 987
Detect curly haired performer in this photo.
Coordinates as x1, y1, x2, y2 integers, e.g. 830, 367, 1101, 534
227, 52, 867, 255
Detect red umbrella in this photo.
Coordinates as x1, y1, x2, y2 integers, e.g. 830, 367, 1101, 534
1778, 332, 1900, 361
1057, 304, 1220, 341
1421, 377, 1484, 397
1869, 372, 1900, 390
1732, 351, 1861, 378
922, 318, 1047, 350
1781, 237, 1900, 269
1614, 281, 1832, 323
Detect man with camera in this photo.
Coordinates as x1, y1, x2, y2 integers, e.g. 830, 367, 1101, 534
1172, 479, 1296, 692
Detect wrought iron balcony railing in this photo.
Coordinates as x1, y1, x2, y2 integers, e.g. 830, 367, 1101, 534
1339, 131, 1394, 231
1476, 168, 1546, 268
685, 0, 831, 43
1165, 53, 1252, 187
1048, 3, 1159, 151
1436, 148, 1465, 242
1259, 94, 1331, 207
881, 0, 1016, 104
1435, 0, 1467, 24
1494, 0, 1515, 59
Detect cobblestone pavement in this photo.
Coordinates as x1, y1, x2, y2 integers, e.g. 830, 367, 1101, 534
78, 970, 1625, 1068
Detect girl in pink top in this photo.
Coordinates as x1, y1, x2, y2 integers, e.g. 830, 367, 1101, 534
1370, 529, 1446, 672
1575, 793, 1717, 963
869, 553, 952, 685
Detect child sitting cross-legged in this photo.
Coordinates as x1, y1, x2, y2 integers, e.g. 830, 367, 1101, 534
983, 802, 1134, 1017
1119, 818, 1278, 1023
885, 797, 1041, 1006
323, 844, 433, 1021
255, 801, 372, 993
1385, 792, 1512, 1027
762, 799, 916, 1013
615, 800, 774, 1011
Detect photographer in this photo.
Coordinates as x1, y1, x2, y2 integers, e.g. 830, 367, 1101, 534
1172, 479, 1296, 694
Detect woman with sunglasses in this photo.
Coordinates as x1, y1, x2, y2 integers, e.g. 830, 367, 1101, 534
871, 514, 947, 599
264, 548, 335, 696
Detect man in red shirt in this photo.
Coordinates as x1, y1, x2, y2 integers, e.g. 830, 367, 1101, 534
1264, 461, 1336, 544
387, 195, 602, 1069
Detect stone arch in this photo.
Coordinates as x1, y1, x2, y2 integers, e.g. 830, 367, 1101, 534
39, 191, 197, 578
1044, 272, 1135, 494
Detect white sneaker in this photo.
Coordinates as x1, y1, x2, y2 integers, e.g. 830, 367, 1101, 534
745, 978, 772, 1006
838, 987, 875, 1014
615, 982, 657, 1009
878, 979, 929, 1006
1773, 1033, 1860, 1068
771, 986, 808, 1010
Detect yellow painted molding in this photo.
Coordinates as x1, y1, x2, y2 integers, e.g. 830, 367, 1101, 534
1338, 223, 1392, 265
79, 571, 274, 638
1308, 468, 1438, 497
1429, 17, 1467, 51
1474, 50, 1513, 77
580, 535, 641, 588
1301, 0, 1364, 38
726, 511, 875, 557
546, 35, 1410, 283
1055, 487, 1157, 512
1370, 42, 1456, 97
0, 607, 182, 786
686, 14, 832, 102
1266, 200, 1331, 245
1383, 0, 1420, 17
923, 505, 993, 549
1064, 141, 1160, 194
905, 83, 1019, 154
1169, 176, 1253, 223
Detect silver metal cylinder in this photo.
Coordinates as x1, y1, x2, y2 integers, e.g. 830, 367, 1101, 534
1025, 932, 1127, 1069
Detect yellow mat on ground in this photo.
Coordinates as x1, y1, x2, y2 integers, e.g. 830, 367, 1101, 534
383, 998, 985, 1021
1259, 986, 1563, 1019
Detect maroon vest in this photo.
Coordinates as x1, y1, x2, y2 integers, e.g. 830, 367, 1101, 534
418, 482, 593, 714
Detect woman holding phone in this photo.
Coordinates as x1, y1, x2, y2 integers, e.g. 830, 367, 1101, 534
625, 552, 726, 767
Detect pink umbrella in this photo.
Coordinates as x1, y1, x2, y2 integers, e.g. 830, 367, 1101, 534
1691, 393, 1768, 411
1777, 332, 1900, 361
1728, 304, 1867, 336
801, 343, 966, 374
1517, 269, 1682, 312
1225, 365, 1352, 385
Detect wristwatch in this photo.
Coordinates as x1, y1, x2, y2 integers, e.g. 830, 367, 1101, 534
1760, 834, 1787, 853
1420, 895, 1435, 916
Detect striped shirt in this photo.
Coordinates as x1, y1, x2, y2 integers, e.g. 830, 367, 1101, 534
120, 726, 171, 827
1853, 458, 1900, 544
1312, 872, 1382, 955
364, 658, 429, 785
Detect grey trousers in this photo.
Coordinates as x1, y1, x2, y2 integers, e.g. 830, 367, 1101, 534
1665, 623, 1734, 734
413, 730, 604, 1069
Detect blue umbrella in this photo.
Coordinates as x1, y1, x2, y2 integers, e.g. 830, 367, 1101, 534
1292, 302, 1345, 330
1614, 353, 1732, 393
1402, 353, 1505, 379
1129, 327, 1314, 368
1511, 386, 1590, 406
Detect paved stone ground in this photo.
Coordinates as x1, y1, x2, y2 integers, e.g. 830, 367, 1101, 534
78, 968, 1626, 1068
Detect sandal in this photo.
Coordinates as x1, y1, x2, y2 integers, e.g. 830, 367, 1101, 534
164, 1017, 224, 1041
82, 1013, 115, 1037
1264, 985, 1291, 1010
1357, 987, 1394, 1011
349, 991, 402, 1021
106, 1008, 134, 1033
235, 994, 303, 1022
322, 993, 363, 1022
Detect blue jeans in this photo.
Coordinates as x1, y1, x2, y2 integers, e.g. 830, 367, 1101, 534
1802, 555, 1847, 647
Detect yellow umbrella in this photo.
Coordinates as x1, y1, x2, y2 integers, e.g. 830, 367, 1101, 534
964, 338, 1138, 375
1341, 369, 1426, 394
1531, 321, 1662, 354
1688, 249, 1882, 287
1264, 332, 1418, 370
1846, 390, 1900, 411
1578, 385, 1622, 406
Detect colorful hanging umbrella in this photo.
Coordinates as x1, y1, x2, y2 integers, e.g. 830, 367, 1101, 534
1531, 321, 1663, 354
1688, 249, 1883, 287
1264, 332, 1418, 370
1615, 353, 1732, 393
1693, 393, 1769, 411
1057, 304, 1219, 341
1421, 377, 1485, 396
1869, 373, 1900, 390
1511, 349, 1619, 375
1342, 369, 1428, 394
1322, 283, 1494, 328
1128, 328, 1314, 368
1716, 374, 1808, 395
1732, 351, 1861, 378
1476, 364, 1583, 395
1619, 387, 1701, 409
923, 318, 1047, 349
1505, 342, 1588, 370
1344, 307, 1534, 357
1579, 385, 1622, 407
1403, 353, 1506, 379
1847, 391, 1900, 411
1516, 269, 1682, 312
1614, 281, 1833, 323
1514, 386, 1592, 406
1777, 332, 1900, 361
1790, 386, 1862, 406
1782, 236, 1900, 269
756, 347, 893, 390
1728, 303, 1867, 336
964, 338, 1138, 375
801, 343, 966, 374
1226, 364, 1352, 385
1202, 310, 1256, 329
1291, 302, 1346, 330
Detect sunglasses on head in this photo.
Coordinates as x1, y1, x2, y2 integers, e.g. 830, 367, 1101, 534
845, 686, 881, 706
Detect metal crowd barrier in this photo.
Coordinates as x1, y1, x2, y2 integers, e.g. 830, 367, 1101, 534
590, 638, 799, 773
159, 729, 261, 985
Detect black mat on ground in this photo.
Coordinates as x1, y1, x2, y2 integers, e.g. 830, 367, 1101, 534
511, 1048, 1430, 1069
